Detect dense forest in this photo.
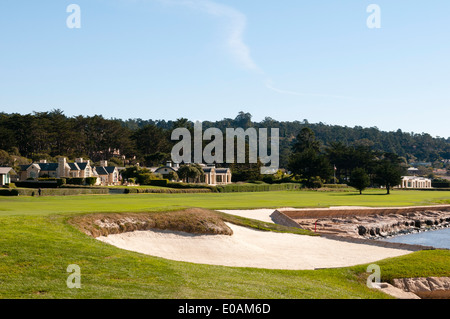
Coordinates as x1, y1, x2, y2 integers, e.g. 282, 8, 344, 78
0, 110, 449, 171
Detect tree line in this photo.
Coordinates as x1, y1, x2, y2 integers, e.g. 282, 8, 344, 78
0, 110, 448, 190
287, 127, 407, 194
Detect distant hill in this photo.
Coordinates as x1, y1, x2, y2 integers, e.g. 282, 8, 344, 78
120, 112, 450, 168
1, 110, 449, 169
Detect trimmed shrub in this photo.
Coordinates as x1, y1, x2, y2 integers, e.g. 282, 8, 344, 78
66, 178, 85, 185
137, 173, 154, 185
149, 179, 169, 187
0, 189, 19, 196
123, 187, 211, 194
323, 184, 350, 188
166, 182, 215, 191
15, 181, 58, 188
85, 177, 97, 186
215, 183, 301, 193
16, 188, 109, 196
37, 178, 66, 187
432, 180, 450, 188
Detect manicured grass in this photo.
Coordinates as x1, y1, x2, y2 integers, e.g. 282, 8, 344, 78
0, 214, 395, 299
1, 189, 450, 217
0, 189, 449, 299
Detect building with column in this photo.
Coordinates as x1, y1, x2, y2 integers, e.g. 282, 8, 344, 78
154, 162, 232, 186
0, 167, 15, 186
398, 176, 432, 189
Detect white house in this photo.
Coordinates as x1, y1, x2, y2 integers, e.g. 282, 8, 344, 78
19, 158, 119, 186
398, 176, 432, 189
94, 161, 120, 186
153, 162, 232, 186
0, 167, 15, 186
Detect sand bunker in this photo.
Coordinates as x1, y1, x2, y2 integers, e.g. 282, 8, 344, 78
218, 209, 276, 223
97, 222, 413, 270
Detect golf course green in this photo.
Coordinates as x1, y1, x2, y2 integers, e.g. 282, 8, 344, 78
0, 189, 449, 299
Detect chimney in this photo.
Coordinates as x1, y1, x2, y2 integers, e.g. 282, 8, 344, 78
39, 159, 47, 163
75, 158, 83, 163
166, 161, 172, 167
100, 160, 107, 167
58, 157, 67, 177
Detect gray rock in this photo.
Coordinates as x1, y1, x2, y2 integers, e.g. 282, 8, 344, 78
357, 225, 367, 236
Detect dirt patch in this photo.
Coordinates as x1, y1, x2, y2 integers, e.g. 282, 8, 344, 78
69, 208, 233, 238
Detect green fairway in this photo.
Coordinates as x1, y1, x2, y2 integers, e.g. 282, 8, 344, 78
1, 189, 450, 217
0, 189, 449, 299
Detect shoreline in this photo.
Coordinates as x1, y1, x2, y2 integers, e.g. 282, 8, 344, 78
375, 223, 450, 240
275, 205, 450, 246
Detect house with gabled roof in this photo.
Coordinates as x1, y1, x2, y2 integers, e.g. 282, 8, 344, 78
94, 161, 119, 186
18, 157, 119, 186
19, 157, 94, 180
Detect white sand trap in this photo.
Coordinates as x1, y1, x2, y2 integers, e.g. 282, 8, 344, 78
218, 209, 277, 223
97, 223, 413, 270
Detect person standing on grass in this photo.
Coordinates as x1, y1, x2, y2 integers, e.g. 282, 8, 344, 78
38, 188, 42, 196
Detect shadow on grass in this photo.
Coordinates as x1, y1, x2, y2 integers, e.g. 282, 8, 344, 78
344, 193, 390, 196
329, 192, 390, 196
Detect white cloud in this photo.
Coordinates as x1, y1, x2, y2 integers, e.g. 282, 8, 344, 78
157, 0, 262, 73
155, 0, 359, 100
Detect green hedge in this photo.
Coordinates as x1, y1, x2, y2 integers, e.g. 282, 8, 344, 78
432, 180, 450, 188
37, 178, 66, 186
65, 178, 85, 185
15, 181, 59, 188
149, 179, 169, 187
214, 183, 302, 193
0, 189, 19, 196
166, 182, 215, 191
152, 181, 302, 193
123, 188, 211, 194
14, 188, 109, 196
323, 184, 350, 188
85, 177, 97, 186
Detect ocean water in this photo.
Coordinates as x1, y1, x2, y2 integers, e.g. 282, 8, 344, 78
381, 227, 450, 249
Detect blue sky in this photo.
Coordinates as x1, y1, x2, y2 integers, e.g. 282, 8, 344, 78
0, 1, 449, 137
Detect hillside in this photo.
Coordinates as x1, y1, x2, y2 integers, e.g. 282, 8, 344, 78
0, 110, 449, 169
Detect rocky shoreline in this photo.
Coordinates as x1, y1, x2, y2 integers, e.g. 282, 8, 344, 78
276, 206, 450, 242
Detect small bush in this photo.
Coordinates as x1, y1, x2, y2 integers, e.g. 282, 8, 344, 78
85, 177, 97, 186
137, 173, 154, 185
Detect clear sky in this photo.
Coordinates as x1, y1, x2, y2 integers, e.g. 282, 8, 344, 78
1, 1, 449, 138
